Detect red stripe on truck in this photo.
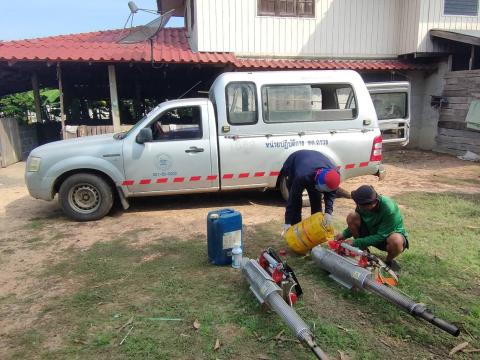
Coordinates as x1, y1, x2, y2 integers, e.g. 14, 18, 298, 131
207, 175, 218, 180
122, 180, 134, 186
139, 179, 151, 185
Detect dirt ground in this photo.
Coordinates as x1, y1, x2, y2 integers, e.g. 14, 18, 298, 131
0, 149, 479, 354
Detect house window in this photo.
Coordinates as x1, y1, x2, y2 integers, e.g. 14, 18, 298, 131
444, 0, 478, 16
258, 0, 315, 17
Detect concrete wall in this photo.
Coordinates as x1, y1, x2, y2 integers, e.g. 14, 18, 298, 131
404, 60, 449, 150
19, 124, 38, 160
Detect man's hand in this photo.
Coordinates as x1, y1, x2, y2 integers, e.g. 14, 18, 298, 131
281, 224, 291, 237
323, 213, 332, 227
335, 233, 345, 242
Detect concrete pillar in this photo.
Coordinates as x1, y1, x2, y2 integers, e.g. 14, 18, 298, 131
108, 64, 121, 132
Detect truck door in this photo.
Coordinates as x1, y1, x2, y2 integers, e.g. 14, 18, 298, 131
367, 82, 410, 145
122, 101, 218, 194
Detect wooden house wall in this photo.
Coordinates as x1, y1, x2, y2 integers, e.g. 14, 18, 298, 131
190, 0, 480, 57
436, 69, 480, 155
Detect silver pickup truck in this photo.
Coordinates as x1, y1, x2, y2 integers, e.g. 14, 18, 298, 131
26, 70, 389, 221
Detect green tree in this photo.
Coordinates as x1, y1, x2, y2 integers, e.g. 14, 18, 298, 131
0, 89, 60, 123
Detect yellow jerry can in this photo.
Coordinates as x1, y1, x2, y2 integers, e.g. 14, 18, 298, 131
285, 212, 334, 254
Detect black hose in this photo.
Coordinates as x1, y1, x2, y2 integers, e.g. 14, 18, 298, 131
363, 278, 459, 337
411, 305, 460, 337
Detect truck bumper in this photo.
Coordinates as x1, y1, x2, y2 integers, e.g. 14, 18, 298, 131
376, 164, 387, 180
25, 172, 55, 201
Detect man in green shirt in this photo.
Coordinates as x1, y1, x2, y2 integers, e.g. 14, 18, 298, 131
335, 185, 408, 270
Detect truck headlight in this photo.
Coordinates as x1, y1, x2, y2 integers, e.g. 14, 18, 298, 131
27, 156, 41, 172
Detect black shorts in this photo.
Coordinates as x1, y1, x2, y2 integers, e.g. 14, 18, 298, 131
359, 220, 409, 251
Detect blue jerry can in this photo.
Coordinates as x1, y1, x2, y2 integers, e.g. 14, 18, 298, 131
207, 209, 243, 265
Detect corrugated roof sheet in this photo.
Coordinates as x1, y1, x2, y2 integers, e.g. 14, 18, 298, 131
0, 28, 426, 70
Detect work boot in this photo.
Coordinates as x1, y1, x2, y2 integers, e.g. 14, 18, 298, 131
385, 259, 401, 272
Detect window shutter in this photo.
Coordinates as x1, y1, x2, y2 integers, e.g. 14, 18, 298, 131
444, 0, 478, 16
278, 0, 296, 16
258, 0, 276, 15
297, 0, 314, 16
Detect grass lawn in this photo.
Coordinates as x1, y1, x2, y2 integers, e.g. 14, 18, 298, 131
4, 192, 479, 359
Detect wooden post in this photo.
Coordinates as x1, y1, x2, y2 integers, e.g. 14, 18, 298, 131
469, 45, 475, 70
31, 72, 43, 123
134, 77, 143, 120
57, 63, 66, 139
108, 64, 121, 132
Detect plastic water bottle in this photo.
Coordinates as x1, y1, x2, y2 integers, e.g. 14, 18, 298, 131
231, 247, 243, 269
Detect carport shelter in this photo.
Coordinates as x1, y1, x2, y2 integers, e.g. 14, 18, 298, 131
0, 27, 424, 139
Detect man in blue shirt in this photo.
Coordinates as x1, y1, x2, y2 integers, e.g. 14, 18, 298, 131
281, 150, 340, 231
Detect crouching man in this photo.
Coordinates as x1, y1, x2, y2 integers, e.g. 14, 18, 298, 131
335, 185, 408, 271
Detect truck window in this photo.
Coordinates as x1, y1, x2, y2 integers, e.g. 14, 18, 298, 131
226, 82, 258, 125
261, 83, 357, 123
149, 106, 202, 141
370, 93, 408, 120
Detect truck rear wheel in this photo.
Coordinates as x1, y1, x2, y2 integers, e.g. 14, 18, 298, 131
58, 173, 113, 221
279, 175, 310, 208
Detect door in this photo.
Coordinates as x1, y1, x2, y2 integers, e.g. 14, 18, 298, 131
367, 82, 410, 145
122, 102, 216, 194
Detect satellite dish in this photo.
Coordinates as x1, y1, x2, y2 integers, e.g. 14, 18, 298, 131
119, 9, 174, 44
119, 1, 174, 44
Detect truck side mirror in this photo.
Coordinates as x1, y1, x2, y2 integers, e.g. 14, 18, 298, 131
136, 128, 153, 144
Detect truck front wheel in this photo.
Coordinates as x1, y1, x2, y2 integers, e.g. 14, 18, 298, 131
58, 173, 113, 221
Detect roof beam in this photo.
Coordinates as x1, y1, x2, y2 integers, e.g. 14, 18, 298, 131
430, 29, 480, 47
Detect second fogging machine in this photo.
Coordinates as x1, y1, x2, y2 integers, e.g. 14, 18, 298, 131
311, 243, 460, 337
241, 248, 329, 360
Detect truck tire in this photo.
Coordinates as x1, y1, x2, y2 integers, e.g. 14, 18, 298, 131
58, 173, 113, 221
279, 175, 310, 208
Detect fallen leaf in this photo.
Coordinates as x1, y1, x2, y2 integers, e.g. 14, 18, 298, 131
336, 325, 351, 332
379, 338, 391, 348
338, 350, 350, 360
449, 342, 469, 356
257, 355, 270, 360
274, 330, 285, 340
214, 338, 220, 351
118, 316, 134, 333
193, 319, 200, 330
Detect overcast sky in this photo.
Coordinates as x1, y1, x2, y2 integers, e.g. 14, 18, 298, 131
0, 0, 184, 41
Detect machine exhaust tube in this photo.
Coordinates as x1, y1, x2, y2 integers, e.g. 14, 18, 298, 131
363, 278, 460, 337
241, 258, 329, 360
311, 246, 460, 337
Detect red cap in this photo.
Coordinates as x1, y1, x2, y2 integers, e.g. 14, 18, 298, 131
324, 169, 340, 190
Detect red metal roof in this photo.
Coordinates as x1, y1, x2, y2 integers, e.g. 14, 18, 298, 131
233, 58, 423, 70
0, 28, 236, 64
0, 28, 425, 70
